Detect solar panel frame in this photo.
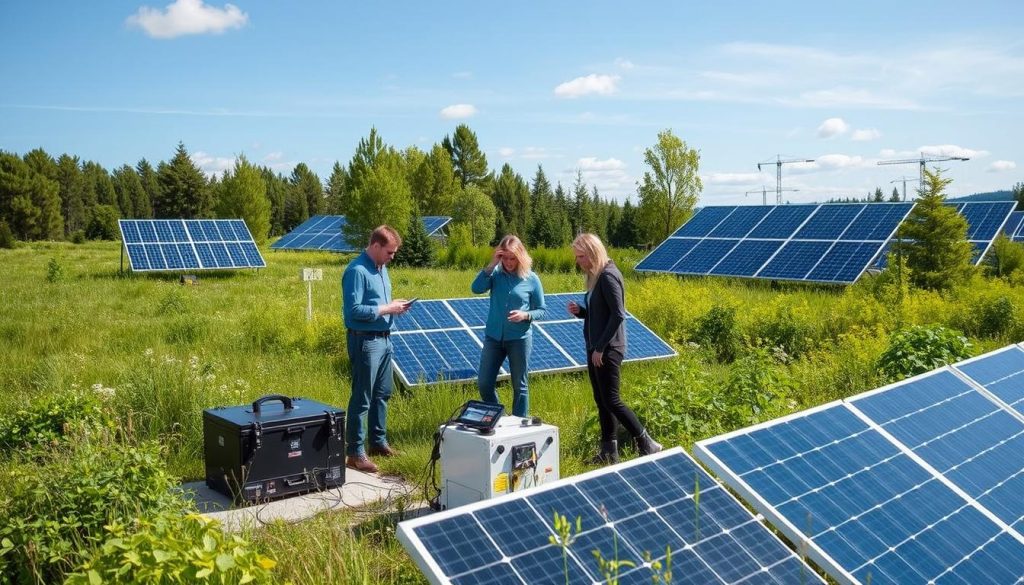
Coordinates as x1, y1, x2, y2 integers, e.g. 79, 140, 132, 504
119, 219, 265, 272
695, 344, 1024, 585
271, 215, 453, 252
398, 447, 825, 585
637, 203, 913, 285
390, 292, 675, 387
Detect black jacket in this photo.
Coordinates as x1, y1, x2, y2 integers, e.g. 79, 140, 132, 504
575, 260, 626, 353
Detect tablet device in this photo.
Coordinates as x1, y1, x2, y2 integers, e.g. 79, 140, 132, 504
453, 400, 504, 432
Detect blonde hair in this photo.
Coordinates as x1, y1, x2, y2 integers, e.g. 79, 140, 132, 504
498, 235, 532, 278
572, 233, 609, 290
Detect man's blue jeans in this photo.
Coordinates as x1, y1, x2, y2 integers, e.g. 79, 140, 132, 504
477, 334, 532, 417
346, 333, 394, 457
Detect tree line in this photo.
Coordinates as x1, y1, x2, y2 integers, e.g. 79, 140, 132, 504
0, 126, 702, 250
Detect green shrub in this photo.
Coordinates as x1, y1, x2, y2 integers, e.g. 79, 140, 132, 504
724, 345, 795, 426
693, 305, 740, 362
0, 388, 105, 454
0, 220, 15, 248
749, 304, 816, 359
0, 433, 187, 583
84, 204, 121, 241
70, 229, 86, 244
629, 351, 726, 445
66, 513, 278, 585
46, 257, 64, 282
877, 325, 973, 383
953, 293, 1017, 339
157, 288, 189, 316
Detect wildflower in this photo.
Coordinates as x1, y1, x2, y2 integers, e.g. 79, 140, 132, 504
143, 348, 154, 357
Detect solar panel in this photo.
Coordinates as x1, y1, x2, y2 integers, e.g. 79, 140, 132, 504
271, 215, 453, 252
1004, 211, 1024, 242
637, 203, 913, 285
390, 292, 675, 387
119, 219, 265, 272
398, 448, 825, 585
695, 343, 1024, 585
874, 201, 1016, 268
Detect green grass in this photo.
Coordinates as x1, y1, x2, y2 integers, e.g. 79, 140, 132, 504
3, 240, 1022, 583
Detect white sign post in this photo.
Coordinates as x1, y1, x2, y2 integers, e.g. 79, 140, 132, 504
301, 268, 323, 321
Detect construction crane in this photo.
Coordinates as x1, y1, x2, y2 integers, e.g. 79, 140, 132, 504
745, 186, 798, 206
758, 155, 815, 205
877, 153, 969, 194
889, 176, 920, 202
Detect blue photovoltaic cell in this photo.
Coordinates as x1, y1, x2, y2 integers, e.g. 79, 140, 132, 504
959, 202, 1014, 241
392, 294, 674, 387
399, 449, 824, 585
805, 241, 882, 283
635, 238, 701, 272
955, 345, 1024, 417
707, 206, 773, 238
747, 205, 817, 239
794, 204, 864, 240
119, 219, 265, 272
756, 240, 832, 280
671, 206, 736, 238
841, 203, 913, 241
673, 238, 740, 274
697, 345, 1024, 585
1007, 211, 1024, 241
710, 240, 783, 277
272, 215, 451, 252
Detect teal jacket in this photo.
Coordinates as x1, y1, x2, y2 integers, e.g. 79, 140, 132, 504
471, 267, 546, 340
342, 250, 393, 332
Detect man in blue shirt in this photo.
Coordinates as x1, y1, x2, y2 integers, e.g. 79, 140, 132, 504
342, 225, 411, 473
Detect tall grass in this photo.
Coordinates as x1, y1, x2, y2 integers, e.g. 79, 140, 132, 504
3, 240, 1024, 583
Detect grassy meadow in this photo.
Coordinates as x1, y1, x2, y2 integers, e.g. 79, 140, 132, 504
2, 239, 1024, 583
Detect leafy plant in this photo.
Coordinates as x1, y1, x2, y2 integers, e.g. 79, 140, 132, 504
724, 345, 794, 426
46, 257, 64, 282
0, 387, 105, 454
629, 352, 726, 446
693, 305, 740, 362
66, 513, 278, 585
877, 325, 973, 383
0, 220, 15, 248
548, 512, 582, 585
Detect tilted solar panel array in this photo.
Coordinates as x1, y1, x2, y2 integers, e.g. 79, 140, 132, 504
1002, 210, 1024, 242
695, 343, 1024, 585
271, 215, 452, 252
398, 447, 825, 585
636, 203, 914, 284
390, 292, 675, 387
119, 219, 265, 272
874, 201, 1016, 268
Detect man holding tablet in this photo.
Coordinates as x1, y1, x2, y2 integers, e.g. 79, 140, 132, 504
342, 225, 413, 473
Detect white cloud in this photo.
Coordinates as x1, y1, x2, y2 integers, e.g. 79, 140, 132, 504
498, 147, 515, 158
988, 160, 1017, 172
126, 0, 248, 39
919, 144, 989, 159
614, 58, 635, 70
817, 117, 849, 138
879, 148, 897, 157
439, 104, 478, 119
852, 128, 881, 141
577, 157, 625, 172
814, 154, 868, 169
191, 151, 236, 177
554, 74, 620, 98
497, 146, 553, 161
703, 172, 764, 185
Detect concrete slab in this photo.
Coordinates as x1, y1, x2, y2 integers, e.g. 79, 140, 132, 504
181, 470, 419, 531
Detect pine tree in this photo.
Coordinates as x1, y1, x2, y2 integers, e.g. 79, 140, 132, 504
571, 170, 595, 236
217, 155, 271, 244
112, 165, 147, 218
612, 199, 642, 249
136, 159, 160, 217
260, 168, 288, 236
893, 167, 974, 291
0, 152, 63, 240
873, 187, 884, 202
155, 143, 210, 218
491, 164, 530, 240
890, 187, 901, 202
56, 154, 87, 235
527, 165, 560, 247
1013, 182, 1024, 211
291, 163, 323, 217
282, 182, 308, 232
325, 161, 348, 215
411, 145, 460, 216
394, 206, 435, 267
442, 124, 489, 188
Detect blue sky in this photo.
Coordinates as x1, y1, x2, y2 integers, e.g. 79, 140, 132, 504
1, 0, 1022, 204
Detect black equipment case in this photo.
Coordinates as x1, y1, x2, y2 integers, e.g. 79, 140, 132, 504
203, 395, 345, 502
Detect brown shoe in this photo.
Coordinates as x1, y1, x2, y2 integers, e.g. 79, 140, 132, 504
368, 444, 400, 457
345, 455, 378, 473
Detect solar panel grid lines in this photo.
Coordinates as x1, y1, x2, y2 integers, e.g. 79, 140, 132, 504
119, 219, 265, 272
271, 215, 452, 252
638, 202, 914, 284
389, 292, 674, 387
397, 447, 826, 585
695, 344, 1024, 585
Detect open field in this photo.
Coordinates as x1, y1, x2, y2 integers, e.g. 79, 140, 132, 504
2, 240, 1023, 583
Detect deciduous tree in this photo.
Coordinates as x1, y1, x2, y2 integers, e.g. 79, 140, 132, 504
452, 184, 496, 246
637, 129, 702, 243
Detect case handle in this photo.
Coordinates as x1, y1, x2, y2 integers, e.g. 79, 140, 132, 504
252, 394, 294, 414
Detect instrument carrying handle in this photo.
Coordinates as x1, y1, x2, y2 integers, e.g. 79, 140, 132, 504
252, 394, 294, 414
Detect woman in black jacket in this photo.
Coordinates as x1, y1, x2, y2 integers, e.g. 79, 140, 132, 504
567, 233, 662, 464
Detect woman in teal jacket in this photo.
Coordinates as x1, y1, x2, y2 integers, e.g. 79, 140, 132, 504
472, 235, 546, 417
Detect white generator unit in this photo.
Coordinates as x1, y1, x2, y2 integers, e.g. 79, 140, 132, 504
439, 414, 559, 510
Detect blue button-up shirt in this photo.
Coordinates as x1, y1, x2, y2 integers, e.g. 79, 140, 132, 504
342, 250, 393, 332
471, 267, 546, 340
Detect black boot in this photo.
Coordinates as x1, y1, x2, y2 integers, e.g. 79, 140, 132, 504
587, 440, 619, 465
636, 431, 662, 456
